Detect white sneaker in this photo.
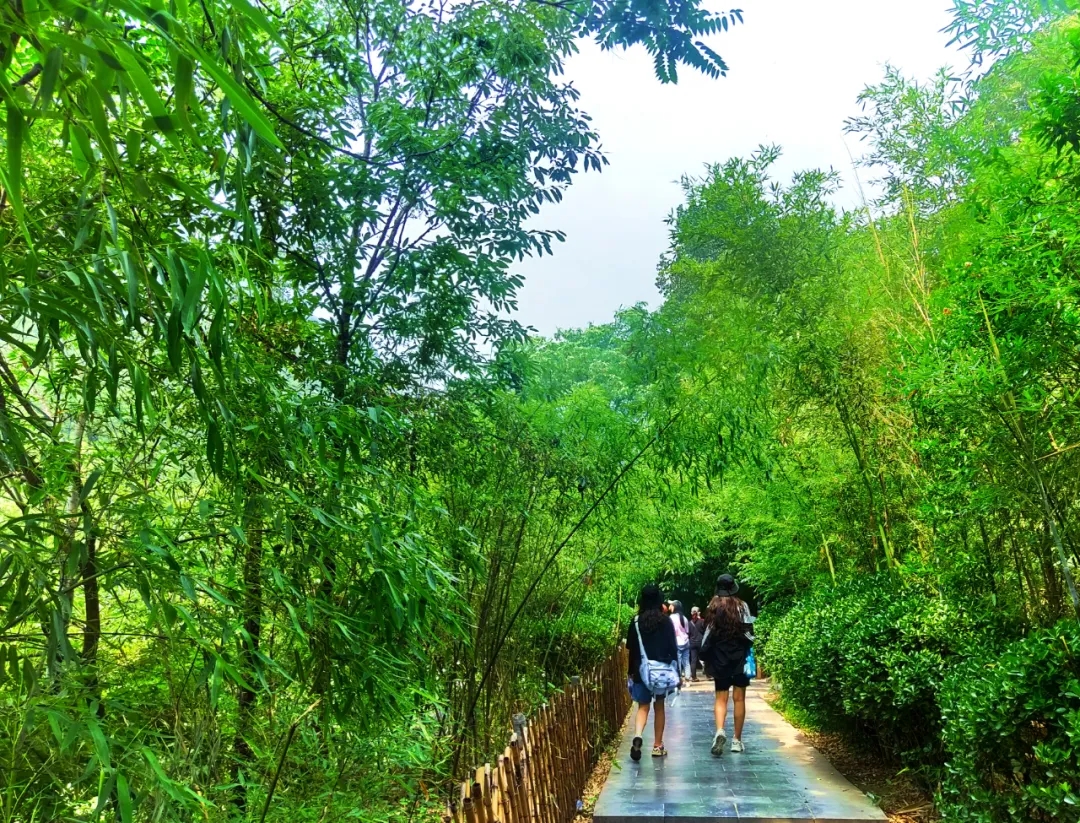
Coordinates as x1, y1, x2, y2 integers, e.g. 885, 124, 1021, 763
730, 739, 745, 753
711, 730, 726, 757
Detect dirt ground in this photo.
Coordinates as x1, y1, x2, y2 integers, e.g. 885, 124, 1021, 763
575, 743, 619, 821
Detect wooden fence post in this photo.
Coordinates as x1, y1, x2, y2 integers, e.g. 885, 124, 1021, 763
451, 645, 631, 823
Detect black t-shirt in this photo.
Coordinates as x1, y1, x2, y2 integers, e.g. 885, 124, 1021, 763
702, 624, 752, 669
687, 617, 704, 648
627, 613, 678, 683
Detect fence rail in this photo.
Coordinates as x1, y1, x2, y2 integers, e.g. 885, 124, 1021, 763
450, 645, 631, 823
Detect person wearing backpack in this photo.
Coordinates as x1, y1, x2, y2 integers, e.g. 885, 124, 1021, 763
701, 574, 753, 757
626, 583, 679, 761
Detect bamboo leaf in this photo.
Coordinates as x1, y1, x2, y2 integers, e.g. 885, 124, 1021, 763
84, 83, 120, 169
69, 123, 94, 173
188, 44, 282, 148
39, 48, 63, 108
80, 468, 102, 503
142, 748, 188, 803
5, 103, 25, 218
113, 40, 169, 119
0, 166, 33, 248
167, 307, 183, 371
174, 53, 194, 113
225, 0, 286, 45
117, 773, 133, 823
121, 251, 140, 326
86, 713, 111, 770
105, 196, 119, 243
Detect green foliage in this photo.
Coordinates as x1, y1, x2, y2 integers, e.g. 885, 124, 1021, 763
0, 0, 753, 815
12, 0, 1080, 816
946, 0, 1078, 65
765, 576, 1002, 774
583, 0, 744, 82
656, 6, 1080, 816
939, 622, 1080, 822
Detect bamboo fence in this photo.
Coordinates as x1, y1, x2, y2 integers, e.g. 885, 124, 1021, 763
450, 644, 631, 823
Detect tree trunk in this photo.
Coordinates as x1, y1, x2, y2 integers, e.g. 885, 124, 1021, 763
49, 412, 87, 683
81, 518, 103, 714
232, 492, 264, 815
834, 396, 892, 568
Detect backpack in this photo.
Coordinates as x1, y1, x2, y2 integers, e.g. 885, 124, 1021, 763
633, 616, 680, 695
700, 625, 715, 677
744, 646, 757, 679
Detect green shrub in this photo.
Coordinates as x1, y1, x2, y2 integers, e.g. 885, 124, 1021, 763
534, 609, 623, 678
764, 575, 998, 774
938, 621, 1080, 822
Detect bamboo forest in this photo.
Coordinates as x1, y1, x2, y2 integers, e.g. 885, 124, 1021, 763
4, 0, 1080, 819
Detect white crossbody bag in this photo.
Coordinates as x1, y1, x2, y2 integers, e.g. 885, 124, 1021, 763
634, 616, 680, 695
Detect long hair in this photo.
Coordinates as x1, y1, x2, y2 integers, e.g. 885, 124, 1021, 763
707, 594, 747, 639
637, 583, 667, 632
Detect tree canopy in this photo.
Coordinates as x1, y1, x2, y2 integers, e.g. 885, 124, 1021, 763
7, 0, 1080, 821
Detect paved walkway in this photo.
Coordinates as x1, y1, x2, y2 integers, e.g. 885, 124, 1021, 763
593, 680, 887, 822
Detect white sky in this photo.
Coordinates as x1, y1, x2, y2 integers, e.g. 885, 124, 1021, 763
512, 0, 967, 336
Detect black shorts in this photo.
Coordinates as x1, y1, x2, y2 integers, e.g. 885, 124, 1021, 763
714, 664, 750, 691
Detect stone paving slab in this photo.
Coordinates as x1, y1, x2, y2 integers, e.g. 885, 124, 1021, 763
593, 680, 887, 822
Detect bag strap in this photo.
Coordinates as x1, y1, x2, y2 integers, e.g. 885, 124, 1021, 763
633, 615, 649, 662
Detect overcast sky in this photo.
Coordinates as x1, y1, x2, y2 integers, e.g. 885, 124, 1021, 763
512, 0, 967, 336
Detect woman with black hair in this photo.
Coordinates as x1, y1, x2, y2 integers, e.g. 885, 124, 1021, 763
702, 574, 753, 757
626, 583, 679, 761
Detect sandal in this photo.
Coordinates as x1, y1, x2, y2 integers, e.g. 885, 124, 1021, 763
651, 746, 667, 757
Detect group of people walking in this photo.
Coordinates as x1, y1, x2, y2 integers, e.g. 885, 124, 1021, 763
626, 574, 755, 761
665, 599, 713, 681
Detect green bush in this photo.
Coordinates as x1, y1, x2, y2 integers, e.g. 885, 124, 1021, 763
763, 578, 1080, 819
528, 608, 626, 678
764, 576, 998, 774
938, 621, 1080, 822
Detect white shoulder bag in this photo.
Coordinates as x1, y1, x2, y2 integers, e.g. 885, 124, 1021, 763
634, 616, 680, 695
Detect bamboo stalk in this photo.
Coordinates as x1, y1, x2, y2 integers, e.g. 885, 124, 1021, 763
482, 764, 497, 823
453, 645, 632, 823
472, 767, 488, 823
463, 782, 477, 823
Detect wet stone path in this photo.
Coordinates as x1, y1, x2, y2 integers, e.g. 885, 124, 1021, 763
593, 680, 887, 822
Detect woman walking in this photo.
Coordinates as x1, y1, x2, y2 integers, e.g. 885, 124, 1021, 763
702, 574, 753, 756
626, 584, 680, 761
670, 600, 691, 682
